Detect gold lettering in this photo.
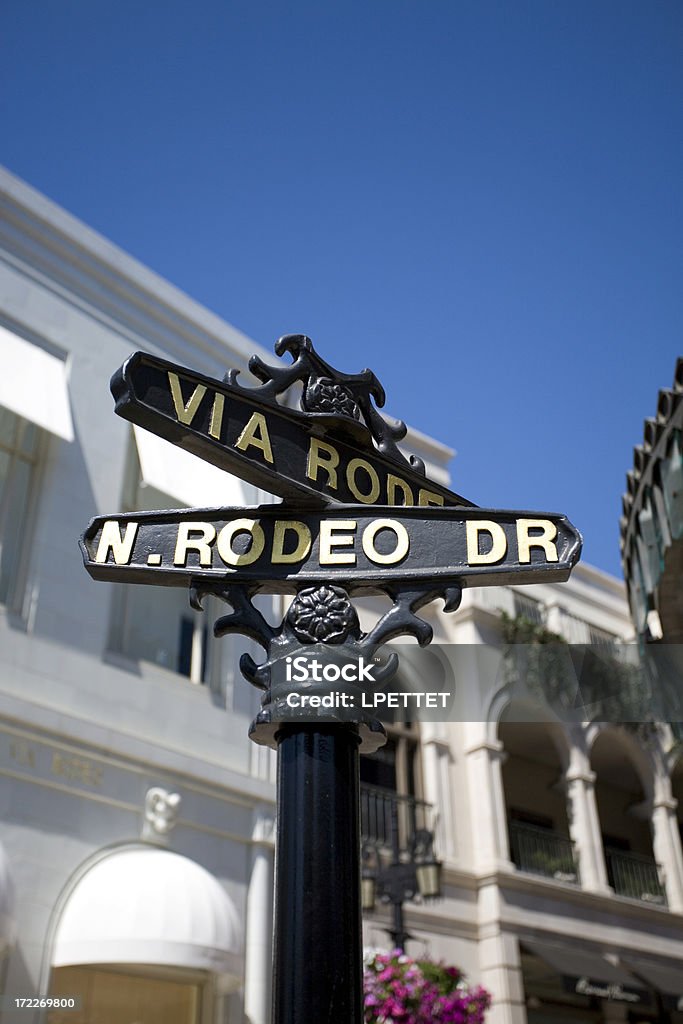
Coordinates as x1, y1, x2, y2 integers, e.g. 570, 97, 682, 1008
168, 372, 207, 425
173, 522, 216, 566
217, 519, 266, 566
466, 521, 507, 564
319, 520, 357, 565
346, 458, 380, 504
516, 518, 558, 564
95, 521, 138, 564
362, 519, 410, 565
419, 489, 445, 507
307, 437, 340, 489
271, 521, 312, 564
387, 474, 414, 506
10, 739, 35, 768
209, 392, 225, 438
235, 412, 274, 464
51, 751, 103, 787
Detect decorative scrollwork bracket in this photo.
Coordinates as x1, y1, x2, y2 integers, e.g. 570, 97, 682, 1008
190, 580, 462, 752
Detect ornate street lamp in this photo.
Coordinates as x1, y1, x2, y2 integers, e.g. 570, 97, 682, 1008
362, 824, 442, 951
413, 828, 442, 900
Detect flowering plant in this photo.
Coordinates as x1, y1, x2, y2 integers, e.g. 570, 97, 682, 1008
364, 950, 491, 1024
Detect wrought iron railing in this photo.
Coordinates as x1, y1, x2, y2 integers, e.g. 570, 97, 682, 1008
512, 592, 545, 626
508, 821, 579, 883
360, 784, 432, 853
605, 847, 666, 904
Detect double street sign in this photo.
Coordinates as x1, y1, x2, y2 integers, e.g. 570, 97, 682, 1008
85, 338, 582, 595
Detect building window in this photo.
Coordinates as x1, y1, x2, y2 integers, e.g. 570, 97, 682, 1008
107, 440, 220, 685
361, 720, 421, 797
112, 582, 213, 684
0, 407, 42, 609
360, 719, 429, 849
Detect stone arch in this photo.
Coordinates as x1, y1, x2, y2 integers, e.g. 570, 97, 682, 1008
497, 702, 577, 881
587, 724, 655, 808
588, 726, 664, 900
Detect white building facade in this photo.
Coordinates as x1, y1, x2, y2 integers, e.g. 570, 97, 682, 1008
1, 167, 682, 1024
376, 571, 683, 1024
0, 167, 279, 1024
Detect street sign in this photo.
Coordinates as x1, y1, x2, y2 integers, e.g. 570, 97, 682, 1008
111, 349, 476, 508
81, 504, 581, 591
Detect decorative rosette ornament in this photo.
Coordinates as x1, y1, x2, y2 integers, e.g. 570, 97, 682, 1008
287, 585, 359, 644
303, 377, 361, 421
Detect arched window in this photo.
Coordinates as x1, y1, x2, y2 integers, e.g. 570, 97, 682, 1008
590, 728, 663, 903
498, 710, 577, 883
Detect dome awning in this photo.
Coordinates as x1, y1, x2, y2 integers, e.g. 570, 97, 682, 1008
53, 847, 243, 979
0, 841, 16, 953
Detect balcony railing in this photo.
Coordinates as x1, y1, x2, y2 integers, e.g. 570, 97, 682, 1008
360, 784, 433, 853
512, 593, 545, 626
605, 847, 667, 904
508, 821, 579, 883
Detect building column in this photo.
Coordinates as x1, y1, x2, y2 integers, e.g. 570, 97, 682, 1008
651, 778, 683, 912
420, 722, 456, 861
465, 736, 512, 872
543, 601, 563, 636
478, 888, 526, 1024
244, 805, 275, 1024
565, 765, 610, 893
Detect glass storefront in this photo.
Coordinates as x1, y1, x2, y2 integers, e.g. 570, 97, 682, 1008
49, 965, 205, 1024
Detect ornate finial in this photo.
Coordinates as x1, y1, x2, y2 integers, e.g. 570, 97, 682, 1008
142, 786, 182, 844
226, 334, 426, 475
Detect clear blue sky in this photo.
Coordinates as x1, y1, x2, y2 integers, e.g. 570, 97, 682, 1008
2, 1, 681, 579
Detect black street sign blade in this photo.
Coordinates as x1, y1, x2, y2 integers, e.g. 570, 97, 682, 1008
110, 351, 476, 509
81, 504, 582, 591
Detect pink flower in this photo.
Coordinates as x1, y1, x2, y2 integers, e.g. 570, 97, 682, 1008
363, 953, 491, 1024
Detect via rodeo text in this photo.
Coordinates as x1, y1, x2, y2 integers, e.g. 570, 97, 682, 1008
81, 505, 582, 591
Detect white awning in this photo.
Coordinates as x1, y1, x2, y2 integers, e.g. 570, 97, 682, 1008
53, 847, 243, 980
134, 425, 249, 508
0, 841, 16, 952
0, 325, 74, 441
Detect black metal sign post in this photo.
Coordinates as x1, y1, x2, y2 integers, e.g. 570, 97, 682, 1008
272, 724, 364, 1022
80, 336, 582, 1024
